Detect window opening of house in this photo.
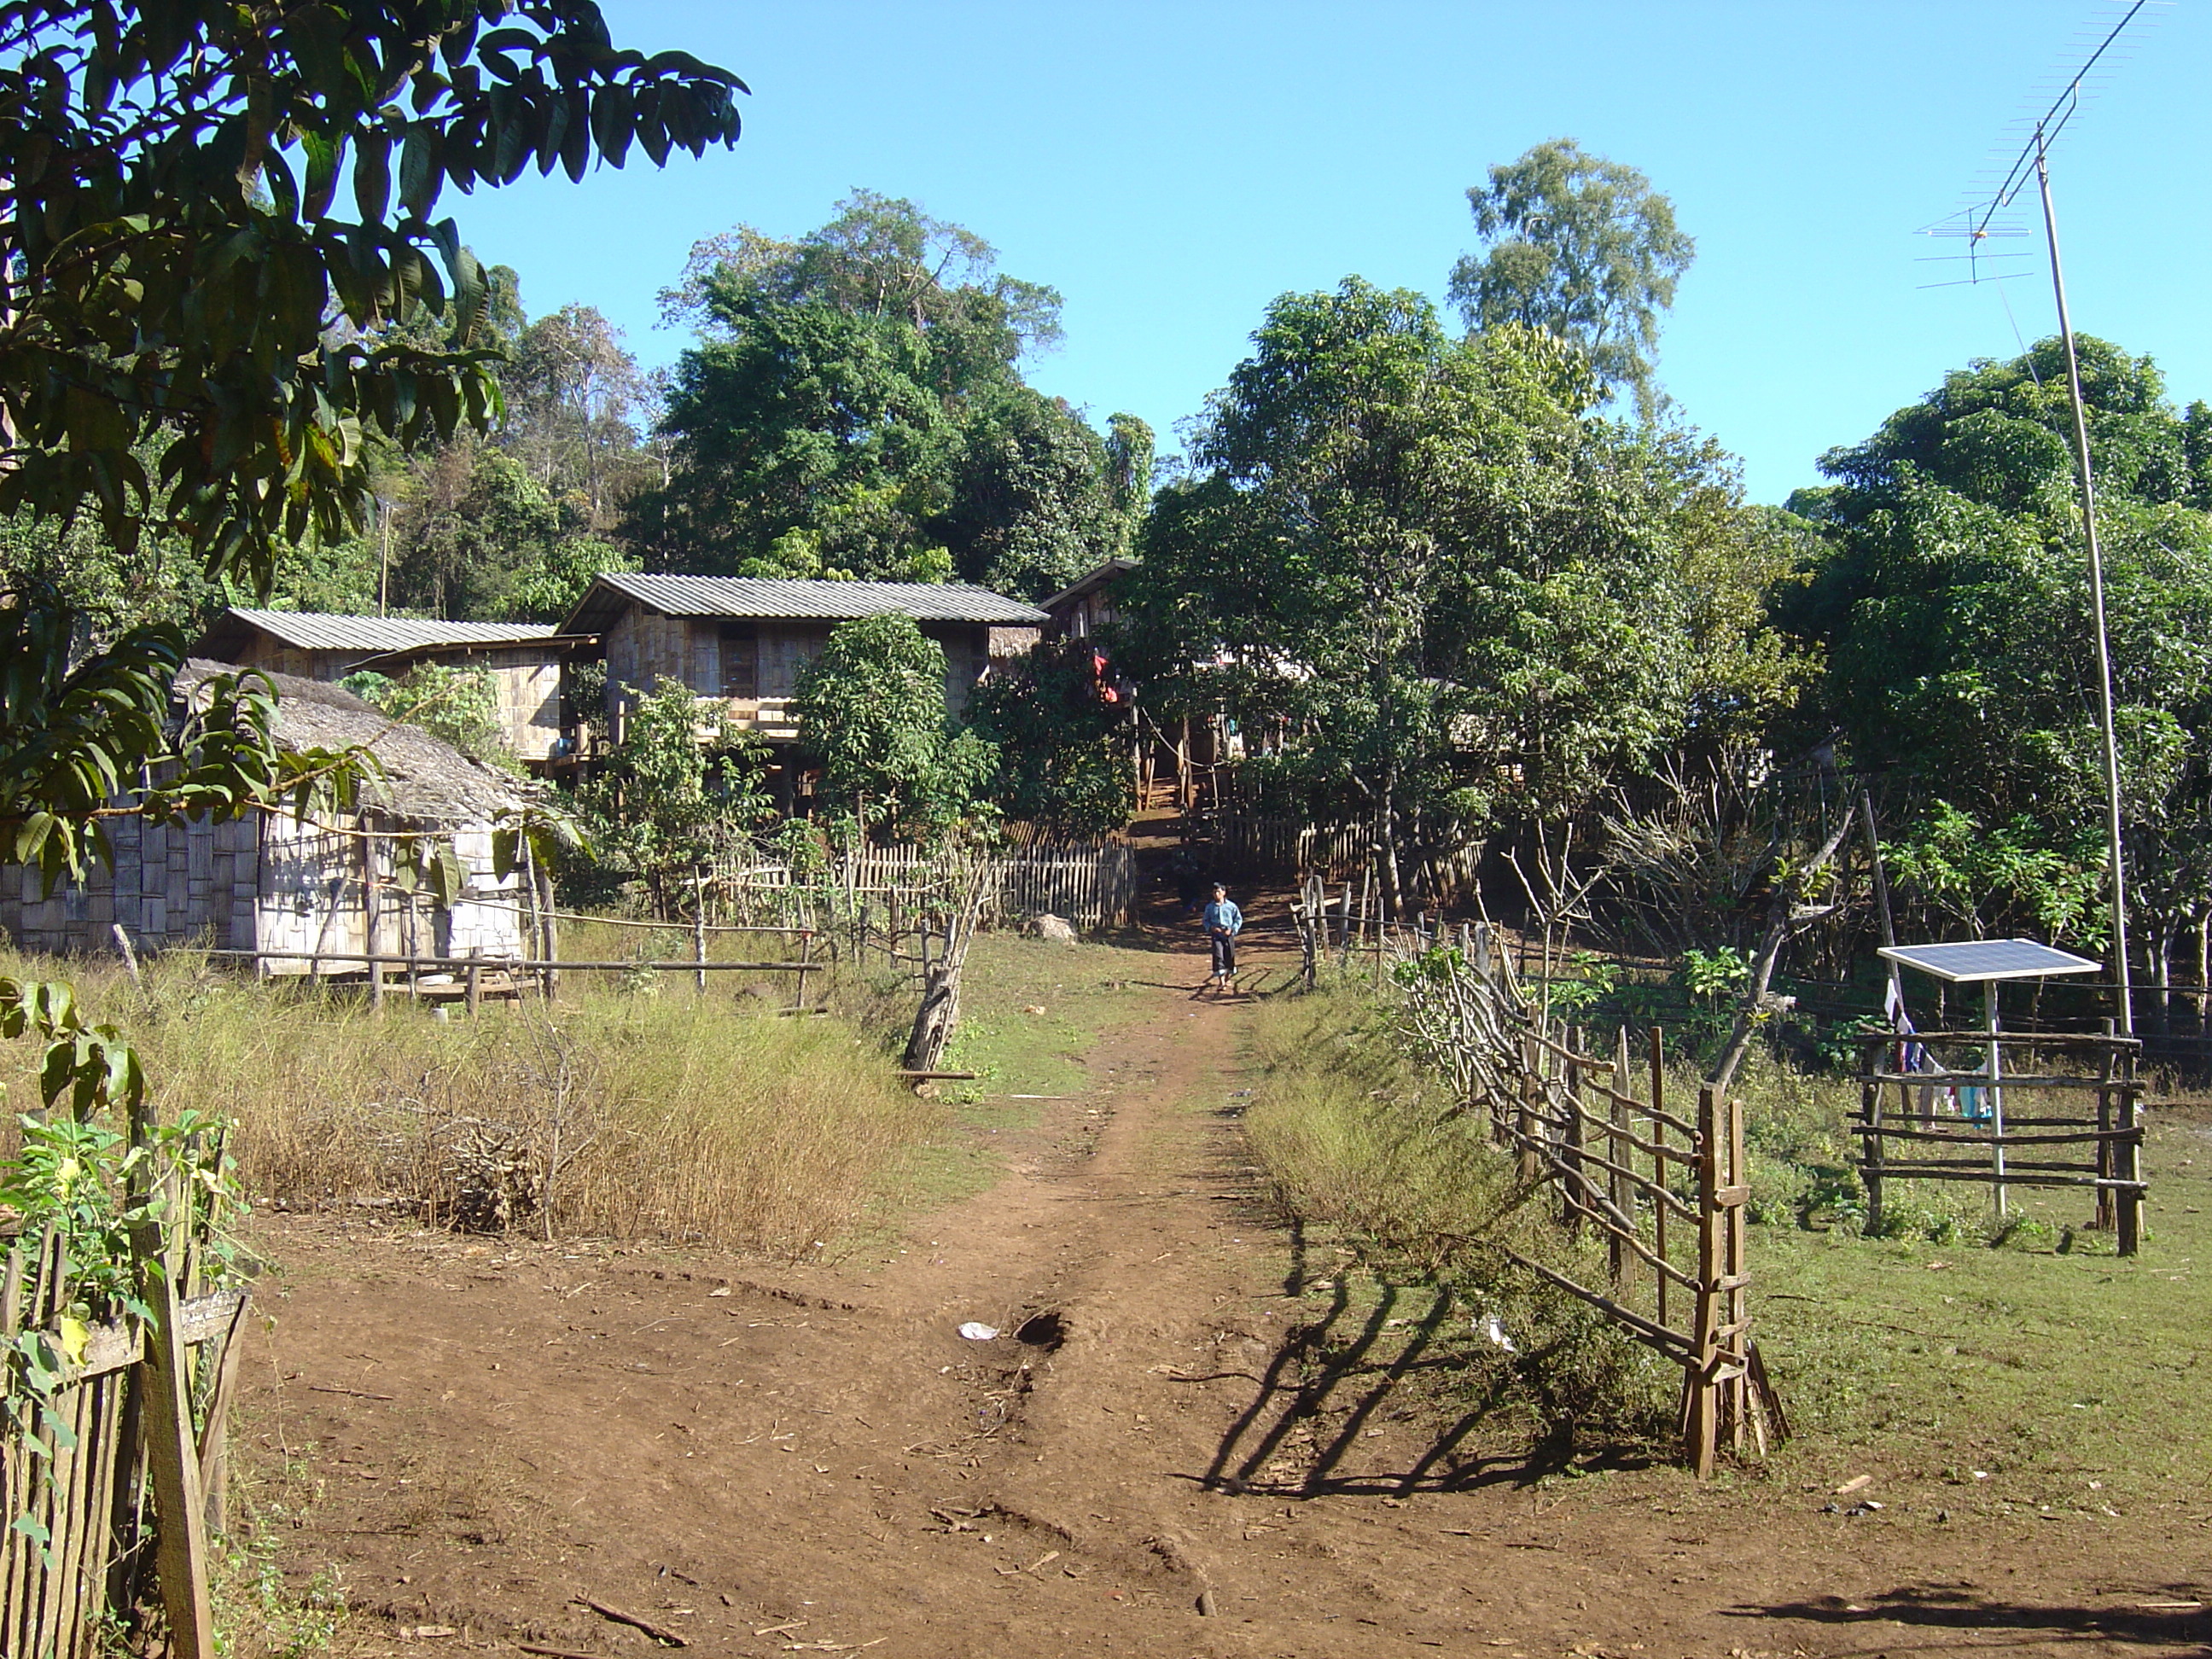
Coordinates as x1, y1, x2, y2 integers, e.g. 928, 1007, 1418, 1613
720, 623, 759, 699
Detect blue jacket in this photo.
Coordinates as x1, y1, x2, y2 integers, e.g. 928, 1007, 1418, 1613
1202, 899, 1243, 936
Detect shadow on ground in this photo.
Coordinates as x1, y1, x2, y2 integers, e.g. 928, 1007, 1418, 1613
1732, 1586, 2212, 1650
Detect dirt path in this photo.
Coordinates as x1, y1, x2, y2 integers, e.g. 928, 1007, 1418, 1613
241, 943, 2211, 1658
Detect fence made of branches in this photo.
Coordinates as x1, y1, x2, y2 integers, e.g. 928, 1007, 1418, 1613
1854, 1027, 2145, 1253
1382, 920, 1786, 1476
3, 1115, 247, 1659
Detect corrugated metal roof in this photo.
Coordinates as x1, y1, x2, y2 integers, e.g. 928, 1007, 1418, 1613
565, 573, 1049, 633
213, 608, 560, 653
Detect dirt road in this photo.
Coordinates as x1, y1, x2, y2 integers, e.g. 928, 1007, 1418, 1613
240, 942, 2211, 1658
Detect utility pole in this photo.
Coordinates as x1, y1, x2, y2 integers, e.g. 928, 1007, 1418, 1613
378, 497, 392, 619
2034, 125, 2133, 1038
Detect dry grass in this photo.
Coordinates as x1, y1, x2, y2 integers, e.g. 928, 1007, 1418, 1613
1242, 984, 1679, 1442
0, 944, 935, 1257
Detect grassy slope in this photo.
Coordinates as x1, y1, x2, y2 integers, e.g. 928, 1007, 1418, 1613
1238, 975, 2212, 1500
1755, 1119, 2209, 1519
895, 934, 1158, 1209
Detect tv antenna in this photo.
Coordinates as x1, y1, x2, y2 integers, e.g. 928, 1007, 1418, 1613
1922, 0, 2163, 1038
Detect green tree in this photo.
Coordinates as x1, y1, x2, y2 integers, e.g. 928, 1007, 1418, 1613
1, 1, 745, 589
1782, 336, 2212, 1003
504, 303, 657, 527
342, 661, 515, 771
967, 640, 1133, 835
794, 613, 996, 841
573, 676, 771, 913
1448, 139, 1694, 415
1103, 412, 1155, 553
1121, 280, 1776, 914
640, 192, 1120, 596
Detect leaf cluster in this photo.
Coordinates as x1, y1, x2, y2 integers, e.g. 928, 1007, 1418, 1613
0, 0, 745, 589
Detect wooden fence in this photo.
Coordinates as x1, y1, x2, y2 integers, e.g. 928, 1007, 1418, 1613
1854, 1027, 2145, 1253
719, 841, 1138, 932
3, 1126, 246, 1659
1375, 917, 1784, 1476
1214, 814, 1484, 901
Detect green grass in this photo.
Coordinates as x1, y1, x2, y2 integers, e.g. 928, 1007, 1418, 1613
894, 933, 1156, 1207
1237, 978, 2212, 1496
1754, 1113, 2212, 1514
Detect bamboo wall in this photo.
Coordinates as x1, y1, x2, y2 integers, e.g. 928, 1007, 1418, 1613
0, 815, 528, 968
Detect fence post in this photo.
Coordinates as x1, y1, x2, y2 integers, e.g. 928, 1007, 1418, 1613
2094, 1019, 2116, 1231
1860, 1048, 1884, 1239
1561, 1025, 1586, 1233
2116, 1039, 2142, 1257
465, 960, 482, 1017
694, 868, 709, 996
1516, 1034, 1540, 1185
1687, 1083, 1721, 1479
131, 1166, 216, 1659
1609, 1026, 1634, 1295
1650, 1026, 1669, 1334
1724, 1091, 1749, 1453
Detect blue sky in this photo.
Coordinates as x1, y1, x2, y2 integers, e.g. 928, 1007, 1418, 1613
450, 1, 2209, 505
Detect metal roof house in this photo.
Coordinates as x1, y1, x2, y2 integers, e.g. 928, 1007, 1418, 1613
1041, 557, 1138, 641
195, 608, 574, 765
559, 574, 1050, 744
1, 664, 536, 970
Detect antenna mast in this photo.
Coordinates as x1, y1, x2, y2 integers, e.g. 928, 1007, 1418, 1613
1941, 0, 2152, 1036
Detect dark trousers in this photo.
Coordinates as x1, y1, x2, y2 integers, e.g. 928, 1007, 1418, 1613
1210, 933, 1237, 977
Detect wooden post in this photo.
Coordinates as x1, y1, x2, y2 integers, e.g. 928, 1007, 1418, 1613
2116, 1040, 2142, 1257
1986, 981, 2007, 1220
1724, 1090, 1749, 1453
532, 841, 559, 1004
1860, 1051, 1885, 1239
1516, 1034, 1540, 1185
1561, 1025, 1585, 1233
465, 960, 482, 1017
1609, 1026, 1634, 1295
1650, 1026, 1669, 1334
1687, 1084, 1722, 1479
364, 828, 383, 1012
197, 1295, 252, 1536
2094, 1021, 2116, 1231
131, 1161, 215, 1659
793, 928, 817, 1014
693, 868, 708, 997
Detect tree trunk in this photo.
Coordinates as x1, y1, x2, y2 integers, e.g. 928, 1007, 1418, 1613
1708, 811, 1857, 1097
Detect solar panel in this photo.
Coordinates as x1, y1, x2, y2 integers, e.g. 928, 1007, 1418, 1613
1877, 940, 2103, 983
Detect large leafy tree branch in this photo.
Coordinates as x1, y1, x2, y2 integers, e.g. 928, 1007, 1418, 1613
0, 0, 746, 588
0, 1, 745, 1230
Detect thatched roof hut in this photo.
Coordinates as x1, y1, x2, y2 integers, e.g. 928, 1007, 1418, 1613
2, 662, 539, 966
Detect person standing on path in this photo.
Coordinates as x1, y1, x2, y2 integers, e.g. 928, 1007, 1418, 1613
1202, 882, 1243, 990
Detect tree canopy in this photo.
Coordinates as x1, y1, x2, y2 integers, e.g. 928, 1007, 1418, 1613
793, 613, 997, 841
1448, 139, 1695, 415
639, 191, 1127, 597
1120, 277, 1785, 912
0, 0, 745, 592
1782, 336, 2212, 964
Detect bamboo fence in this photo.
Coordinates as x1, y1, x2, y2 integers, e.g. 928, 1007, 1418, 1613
1364, 914, 1785, 1476
3, 1120, 247, 1659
